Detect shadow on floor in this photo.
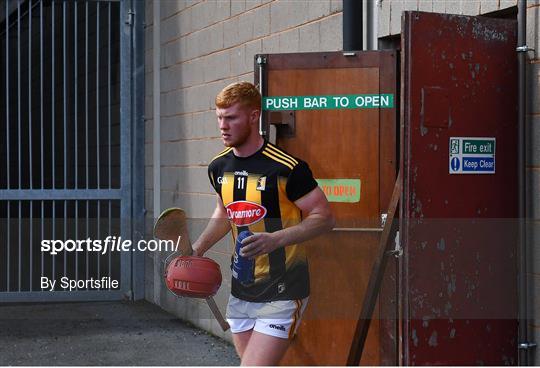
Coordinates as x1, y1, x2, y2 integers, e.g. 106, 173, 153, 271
0, 300, 240, 366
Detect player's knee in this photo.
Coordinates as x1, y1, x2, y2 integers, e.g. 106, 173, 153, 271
232, 330, 253, 358
240, 348, 287, 366
240, 333, 290, 366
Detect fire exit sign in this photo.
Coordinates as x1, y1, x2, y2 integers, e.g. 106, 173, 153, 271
449, 137, 496, 174
263, 94, 394, 111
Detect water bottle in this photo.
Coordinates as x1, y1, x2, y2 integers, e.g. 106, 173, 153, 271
232, 231, 255, 285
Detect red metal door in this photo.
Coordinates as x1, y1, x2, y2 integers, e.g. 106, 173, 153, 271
401, 11, 518, 365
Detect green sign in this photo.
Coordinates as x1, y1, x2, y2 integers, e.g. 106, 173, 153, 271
316, 179, 361, 203
263, 94, 394, 111
461, 139, 495, 154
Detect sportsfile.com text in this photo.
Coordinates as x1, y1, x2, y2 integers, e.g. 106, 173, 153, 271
41, 236, 181, 255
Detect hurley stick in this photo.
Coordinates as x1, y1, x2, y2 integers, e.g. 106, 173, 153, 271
154, 207, 230, 331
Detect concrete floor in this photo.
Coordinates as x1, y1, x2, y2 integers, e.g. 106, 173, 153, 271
0, 301, 240, 366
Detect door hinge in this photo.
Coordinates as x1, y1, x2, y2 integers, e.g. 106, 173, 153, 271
519, 342, 537, 350
516, 45, 534, 53
125, 9, 135, 26
256, 55, 267, 65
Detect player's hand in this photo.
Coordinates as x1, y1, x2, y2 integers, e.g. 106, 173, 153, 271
191, 242, 204, 257
239, 232, 281, 259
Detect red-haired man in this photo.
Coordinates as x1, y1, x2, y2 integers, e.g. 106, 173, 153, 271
193, 81, 335, 365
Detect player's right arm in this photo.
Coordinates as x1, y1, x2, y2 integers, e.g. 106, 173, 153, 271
192, 194, 231, 256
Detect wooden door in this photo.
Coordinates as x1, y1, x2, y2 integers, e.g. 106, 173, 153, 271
255, 51, 397, 365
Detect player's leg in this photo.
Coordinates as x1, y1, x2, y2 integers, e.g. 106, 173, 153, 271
240, 330, 290, 366
231, 329, 253, 358
240, 298, 309, 365
226, 295, 256, 358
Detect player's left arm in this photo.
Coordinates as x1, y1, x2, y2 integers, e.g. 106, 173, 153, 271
240, 186, 335, 259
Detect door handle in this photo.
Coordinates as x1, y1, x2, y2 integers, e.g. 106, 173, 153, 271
269, 111, 296, 138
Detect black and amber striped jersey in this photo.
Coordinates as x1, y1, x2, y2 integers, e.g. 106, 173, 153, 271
208, 140, 318, 302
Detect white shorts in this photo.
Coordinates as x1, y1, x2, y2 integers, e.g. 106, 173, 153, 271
226, 295, 309, 339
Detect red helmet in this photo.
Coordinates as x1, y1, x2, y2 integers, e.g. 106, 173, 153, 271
164, 256, 222, 298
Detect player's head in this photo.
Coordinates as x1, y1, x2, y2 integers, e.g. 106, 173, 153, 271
215, 82, 261, 148
215, 81, 261, 111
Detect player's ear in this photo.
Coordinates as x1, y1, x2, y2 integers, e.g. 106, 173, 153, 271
250, 108, 260, 124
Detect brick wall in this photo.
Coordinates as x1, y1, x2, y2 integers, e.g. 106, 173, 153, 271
144, 0, 343, 340
378, 0, 519, 36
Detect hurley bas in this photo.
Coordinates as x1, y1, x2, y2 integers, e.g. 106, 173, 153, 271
41, 276, 119, 291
